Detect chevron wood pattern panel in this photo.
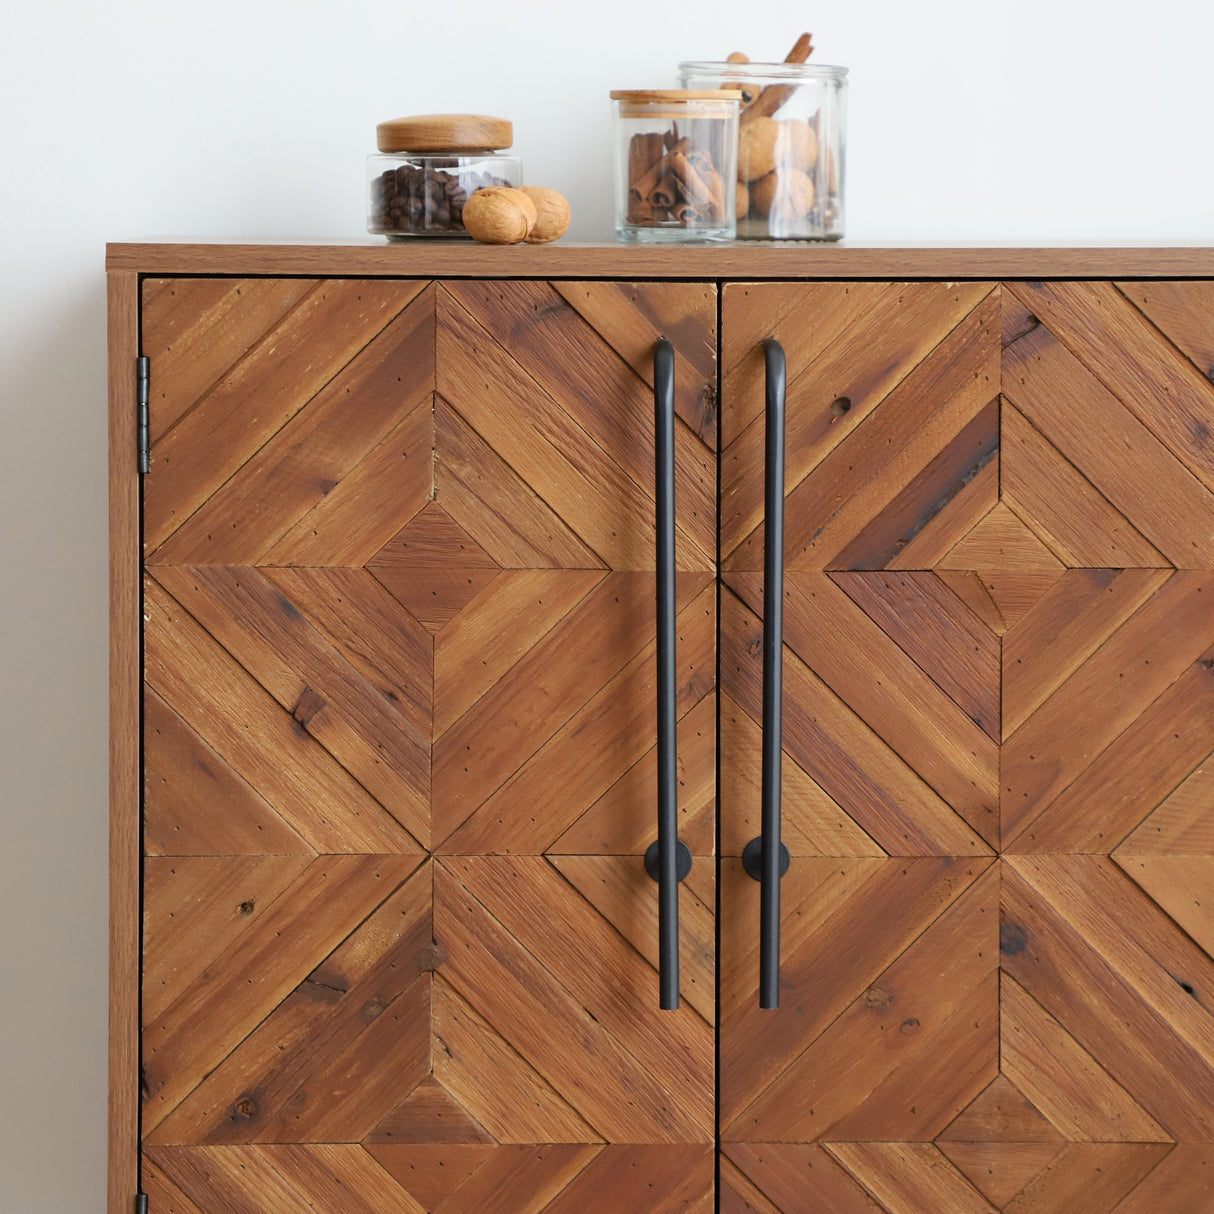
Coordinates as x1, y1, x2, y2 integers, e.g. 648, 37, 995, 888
140, 277, 717, 1213
720, 281, 1214, 1212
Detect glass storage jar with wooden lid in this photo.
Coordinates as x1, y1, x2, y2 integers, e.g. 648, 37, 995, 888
611, 90, 742, 242
368, 113, 523, 239
677, 62, 847, 240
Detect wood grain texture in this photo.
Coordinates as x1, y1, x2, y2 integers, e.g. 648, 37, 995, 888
108, 268, 140, 1214
722, 282, 998, 570
108, 241, 1214, 280
826, 1141, 997, 1213
721, 584, 991, 857
723, 1143, 884, 1212
121, 261, 1214, 1209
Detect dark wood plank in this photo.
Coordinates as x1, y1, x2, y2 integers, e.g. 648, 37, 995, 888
142, 855, 421, 1137
147, 861, 431, 1147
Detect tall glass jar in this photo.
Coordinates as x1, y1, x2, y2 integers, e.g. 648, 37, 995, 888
368, 114, 523, 239
677, 62, 847, 240
611, 90, 742, 243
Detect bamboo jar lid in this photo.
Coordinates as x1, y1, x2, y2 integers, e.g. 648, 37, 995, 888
376, 114, 514, 153
610, 90, 744, 119
609, 90, 745, 102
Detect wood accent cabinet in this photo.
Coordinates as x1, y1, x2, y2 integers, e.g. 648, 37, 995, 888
109, 245, 1214, 1214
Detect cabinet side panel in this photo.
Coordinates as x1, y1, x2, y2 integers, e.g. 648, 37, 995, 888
108, 268, 141, 1214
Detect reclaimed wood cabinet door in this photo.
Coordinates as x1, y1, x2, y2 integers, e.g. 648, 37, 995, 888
718, 280, 1214, 1212
137, 277, 719, 1213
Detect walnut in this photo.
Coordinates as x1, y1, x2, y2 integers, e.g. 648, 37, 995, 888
519, 186, 571, 244
462, 187, 537, 244
751, 168, 815, 221
782, 119, 819, 172
737, 116, 783, 182
736, 179, 750, 220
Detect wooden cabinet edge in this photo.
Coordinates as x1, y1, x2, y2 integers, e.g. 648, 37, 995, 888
108, 269, 141, 1214
106, 241, 1214, 279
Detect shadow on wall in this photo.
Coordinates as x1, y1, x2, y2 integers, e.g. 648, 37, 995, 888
0, 271, 110, 1214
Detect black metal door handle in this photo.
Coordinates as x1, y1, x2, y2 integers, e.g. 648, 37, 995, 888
645, 337, 692, 1011
743, 337, 790, 1009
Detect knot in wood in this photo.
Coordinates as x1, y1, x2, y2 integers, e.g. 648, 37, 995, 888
1000, 922, 1029, 956
232, 1096, 259, 1121
418, 941, 447, 973
863, 986, 894, 1011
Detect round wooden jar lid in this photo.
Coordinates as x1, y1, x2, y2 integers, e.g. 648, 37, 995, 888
376, 114, 514, 153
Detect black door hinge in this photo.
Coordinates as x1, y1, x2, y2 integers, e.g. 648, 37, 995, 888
137, 356, 150, 474
136, 1193, 148, 1214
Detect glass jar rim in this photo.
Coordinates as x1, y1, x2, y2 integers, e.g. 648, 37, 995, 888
678, 59, 848, 82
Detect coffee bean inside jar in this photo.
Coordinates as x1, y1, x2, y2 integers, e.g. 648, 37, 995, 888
367, 115, 522, 240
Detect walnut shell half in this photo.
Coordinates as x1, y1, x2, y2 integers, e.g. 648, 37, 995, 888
463, 187, 537, 244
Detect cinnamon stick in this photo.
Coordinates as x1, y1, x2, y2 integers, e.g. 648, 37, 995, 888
672, 200, 700, 226
741, 33, 814, 125
670, 151, 725, 220
631, 136, 690, 201
651, 172, 679, 209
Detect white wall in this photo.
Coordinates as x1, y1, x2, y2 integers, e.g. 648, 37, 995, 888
2, 0, 1212, 1209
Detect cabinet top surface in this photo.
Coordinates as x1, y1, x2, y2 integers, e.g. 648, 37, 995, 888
106, 239, 1214, 278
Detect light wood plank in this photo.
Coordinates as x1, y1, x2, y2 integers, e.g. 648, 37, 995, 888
826, 1142, 997, 1213
723, 1143, 885, 1213
430, 978, 601, 1145
1001, 973, 1170, 1143
1002, 568, 1169, 741
1001, 403, 1166, 568
1003, 1143, 1171, 1214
